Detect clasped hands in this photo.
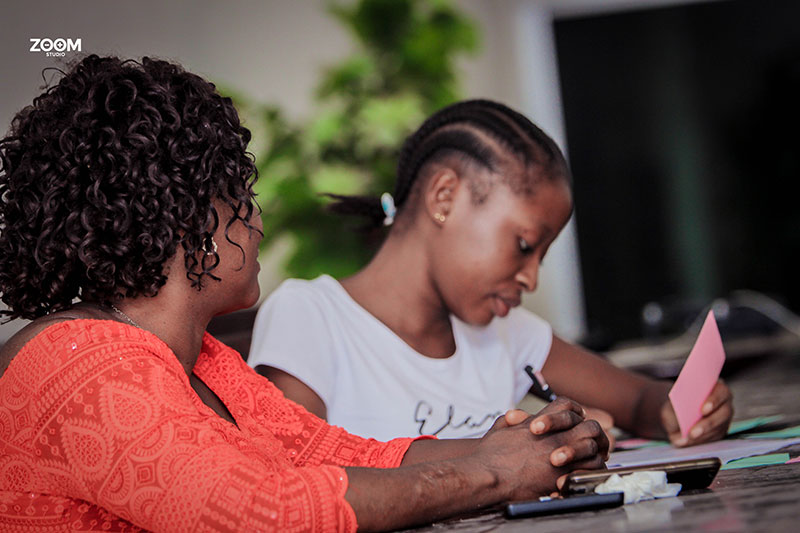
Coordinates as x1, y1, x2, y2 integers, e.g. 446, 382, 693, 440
477, 397, 609, 499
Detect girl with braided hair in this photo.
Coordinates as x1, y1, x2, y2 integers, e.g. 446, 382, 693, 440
0, 58, 610, 532
248, 99, 733, 447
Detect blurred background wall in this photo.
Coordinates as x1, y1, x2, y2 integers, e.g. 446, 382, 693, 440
6, 0, 787, 351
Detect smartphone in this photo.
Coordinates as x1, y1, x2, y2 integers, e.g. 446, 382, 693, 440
505, 492, 624, 518
561, 457, 721, 495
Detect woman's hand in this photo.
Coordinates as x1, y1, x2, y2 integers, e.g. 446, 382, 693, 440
492, 401, 614, 461
349, 398, 608, 530
476, 397, 608, 499
660, 379, 733, 447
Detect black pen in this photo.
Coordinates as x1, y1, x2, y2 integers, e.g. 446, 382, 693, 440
525, 365, 557, 402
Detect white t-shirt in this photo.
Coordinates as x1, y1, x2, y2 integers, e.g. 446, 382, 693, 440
248, 275, 553, 441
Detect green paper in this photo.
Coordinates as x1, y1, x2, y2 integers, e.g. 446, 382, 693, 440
727, 415, 783, 435
721, 453, 790, 470
743, 425, 800, 440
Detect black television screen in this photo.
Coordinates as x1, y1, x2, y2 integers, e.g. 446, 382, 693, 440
554, 0, 800, 347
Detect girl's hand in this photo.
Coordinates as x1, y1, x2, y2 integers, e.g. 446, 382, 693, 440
660, 379, 733, 447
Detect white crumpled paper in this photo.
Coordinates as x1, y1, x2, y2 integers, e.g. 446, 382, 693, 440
594, 471, 682, 504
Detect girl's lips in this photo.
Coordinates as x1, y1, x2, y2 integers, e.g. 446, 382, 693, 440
492, 294, 521, 318
492, 296, 511, 317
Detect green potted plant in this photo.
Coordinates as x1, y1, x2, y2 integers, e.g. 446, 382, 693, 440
248, 0, 479, 279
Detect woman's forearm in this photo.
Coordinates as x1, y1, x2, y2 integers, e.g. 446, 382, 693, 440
345, 457, 502, 531
344, 402, 610, 531
400, 437, 479, 465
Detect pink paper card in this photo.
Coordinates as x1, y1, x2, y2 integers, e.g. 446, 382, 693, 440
668, 310, 726, 439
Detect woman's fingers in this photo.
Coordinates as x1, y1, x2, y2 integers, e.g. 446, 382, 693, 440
538, 397, 586, 417
531, 397, 586, 434
504, 409, 530, 427
483, 409, 530, 438
550, 438, 599, 466
566, 455, 608, 472
531, 409, 584, 435
549, 419, 609, 466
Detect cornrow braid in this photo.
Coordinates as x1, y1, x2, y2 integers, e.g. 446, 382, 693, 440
324, 193, 386, 230
325, 99, 569, 231
394, 128, 498, 203
479, 100, 567, 169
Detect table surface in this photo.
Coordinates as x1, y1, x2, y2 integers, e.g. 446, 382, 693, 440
410, 346, 800, 532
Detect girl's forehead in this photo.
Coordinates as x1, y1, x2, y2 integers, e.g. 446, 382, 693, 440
493, 152, 568, 195
481, 172, 572, 206
476, 178, 573, 230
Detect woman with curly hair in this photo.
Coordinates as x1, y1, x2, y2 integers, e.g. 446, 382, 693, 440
0, 55, 608, 532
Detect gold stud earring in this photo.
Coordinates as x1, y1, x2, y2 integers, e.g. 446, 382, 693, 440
434, 213, 447, 223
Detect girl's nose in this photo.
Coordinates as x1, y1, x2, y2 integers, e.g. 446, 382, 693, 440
515, 259, 539, 292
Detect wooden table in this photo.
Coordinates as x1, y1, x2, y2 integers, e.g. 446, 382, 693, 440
411, 346, 800, 532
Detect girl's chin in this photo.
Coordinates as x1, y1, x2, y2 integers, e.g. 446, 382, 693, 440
464, 308, 496, 327
451, 301, 496, 326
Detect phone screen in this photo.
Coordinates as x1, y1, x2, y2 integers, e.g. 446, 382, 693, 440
562, 457, 721, 495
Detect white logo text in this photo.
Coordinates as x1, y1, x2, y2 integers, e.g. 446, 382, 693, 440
29, 38, 82, 57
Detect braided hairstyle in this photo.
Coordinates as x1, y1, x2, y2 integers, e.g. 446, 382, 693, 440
327, 99, 570, 229
0, 55, 258, 321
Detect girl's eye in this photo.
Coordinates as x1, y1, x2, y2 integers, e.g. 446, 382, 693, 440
518, 237, 533, 254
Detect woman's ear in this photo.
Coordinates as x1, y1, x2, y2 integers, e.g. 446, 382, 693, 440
423, 168, 459, 225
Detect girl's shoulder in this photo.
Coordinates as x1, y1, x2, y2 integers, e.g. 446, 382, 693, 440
269, 275, 340, 298
261, 275, 350, 316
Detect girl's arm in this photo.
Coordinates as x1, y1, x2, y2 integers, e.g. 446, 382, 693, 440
257, 364, 328, 418
542, 335, 733, 446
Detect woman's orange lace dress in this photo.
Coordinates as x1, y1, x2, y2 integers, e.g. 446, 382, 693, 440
0, 320, 415, 532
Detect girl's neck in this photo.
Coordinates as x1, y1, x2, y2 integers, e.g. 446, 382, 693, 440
340, 233, 456, 358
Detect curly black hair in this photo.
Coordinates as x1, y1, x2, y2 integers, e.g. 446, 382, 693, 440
0, 55, 259, 321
